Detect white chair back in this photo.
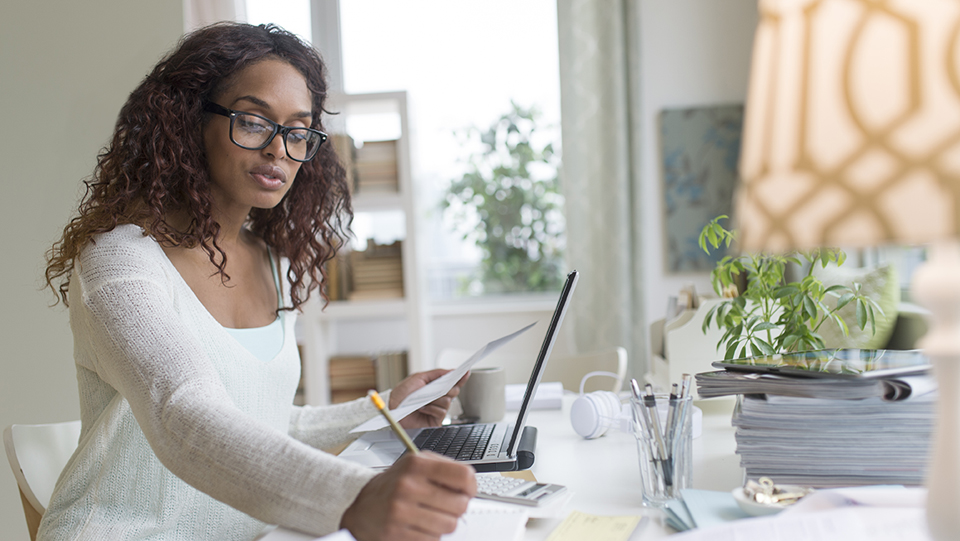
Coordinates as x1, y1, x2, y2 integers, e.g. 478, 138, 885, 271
4, 421, 81, 514
542, 347, 628, 393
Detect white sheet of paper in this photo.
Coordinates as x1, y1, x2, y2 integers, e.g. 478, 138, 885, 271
256, 527, 356, 541
350, 322, 536, 433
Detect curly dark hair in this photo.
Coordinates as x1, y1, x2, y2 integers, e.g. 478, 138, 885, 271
44, 22, 352, 311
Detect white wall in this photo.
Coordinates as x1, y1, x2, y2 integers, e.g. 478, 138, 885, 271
639, 0, 759, 332
0, 2, 182, 538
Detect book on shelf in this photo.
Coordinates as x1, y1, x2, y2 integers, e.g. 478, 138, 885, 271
324, 252, 350, 302
328, 352, 409, 403
330, 133, 357, 195
325, 239, 405, 302
354, 139, 399, 193
329, 354, 377, 391
347, 288, 404, 301
329, 354, 376, 404
375, 351, 408, 392
345, 239, 404, 301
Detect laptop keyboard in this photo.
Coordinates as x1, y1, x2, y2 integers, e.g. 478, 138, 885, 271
413, 423, 496, 461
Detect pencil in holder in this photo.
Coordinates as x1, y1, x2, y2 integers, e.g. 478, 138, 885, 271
630, 392, 693, 507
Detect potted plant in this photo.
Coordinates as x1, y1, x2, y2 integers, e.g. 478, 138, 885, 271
698, 215, 883, 359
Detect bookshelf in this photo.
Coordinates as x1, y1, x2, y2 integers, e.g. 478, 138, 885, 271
298, 91, 430, 406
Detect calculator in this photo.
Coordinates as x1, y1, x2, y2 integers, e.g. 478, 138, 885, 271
475, 473, 568, 506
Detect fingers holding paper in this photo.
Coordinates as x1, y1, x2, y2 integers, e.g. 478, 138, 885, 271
392, 369, 470, 429
341, 452, 477, 541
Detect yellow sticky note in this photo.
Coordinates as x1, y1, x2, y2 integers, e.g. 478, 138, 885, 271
546, 510, 643, 541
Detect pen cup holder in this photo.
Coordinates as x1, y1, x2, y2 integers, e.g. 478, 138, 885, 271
630, 393, 693, 507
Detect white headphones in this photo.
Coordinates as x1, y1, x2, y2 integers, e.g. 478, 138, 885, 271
569, 371, 632, 439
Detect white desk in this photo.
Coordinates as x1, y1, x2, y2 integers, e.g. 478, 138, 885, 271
263, 395, 740, 541
519, 394, 741, 540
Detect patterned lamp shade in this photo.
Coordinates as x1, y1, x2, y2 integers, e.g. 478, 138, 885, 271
736, 0, 960, 252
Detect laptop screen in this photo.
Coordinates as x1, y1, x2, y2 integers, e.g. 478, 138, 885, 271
505, 270, 579, 457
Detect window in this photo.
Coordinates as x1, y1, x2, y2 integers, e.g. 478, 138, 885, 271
339, 0, 564, 300
246, 0, 565, 300
245, 0, 311, 42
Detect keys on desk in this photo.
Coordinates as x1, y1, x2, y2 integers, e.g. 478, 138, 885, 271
475, 472, 567, 506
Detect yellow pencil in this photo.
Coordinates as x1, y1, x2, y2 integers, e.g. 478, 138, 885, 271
369, 391, 419, 455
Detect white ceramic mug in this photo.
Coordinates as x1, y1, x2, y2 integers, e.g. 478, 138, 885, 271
458, 367, 506, 423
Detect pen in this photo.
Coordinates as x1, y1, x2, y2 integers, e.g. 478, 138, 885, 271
644, 384, 672, 487
369, 391, 419, 455
664, 383, 680, 451
669, 374, 693, 464
630, 379, 662, 478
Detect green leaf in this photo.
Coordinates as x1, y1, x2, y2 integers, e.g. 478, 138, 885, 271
782, 334, 800, 349
836, 292, 854, 310
703, 305, 718, 331
856, 299, 867, 329
754, 322, 779, 332
773, 286, 800, 298
755, 338, 776, 355
725, 342, 739, 360
803, 296, 817, 319
707, 227, 719, 249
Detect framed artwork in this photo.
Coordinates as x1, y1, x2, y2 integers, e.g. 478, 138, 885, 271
659, 104, 743, 273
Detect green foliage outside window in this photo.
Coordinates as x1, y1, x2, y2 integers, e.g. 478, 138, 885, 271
442, 102, 566, 295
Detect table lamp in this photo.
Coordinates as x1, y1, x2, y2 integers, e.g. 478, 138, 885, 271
734, 1, 960, 538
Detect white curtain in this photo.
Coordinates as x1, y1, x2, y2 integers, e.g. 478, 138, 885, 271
183, 0, 247, 33
557, 0, 646, 377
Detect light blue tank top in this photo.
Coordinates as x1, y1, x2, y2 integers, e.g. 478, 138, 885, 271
224, 249, 284, 362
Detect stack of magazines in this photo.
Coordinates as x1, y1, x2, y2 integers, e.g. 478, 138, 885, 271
695, 349, 937, 487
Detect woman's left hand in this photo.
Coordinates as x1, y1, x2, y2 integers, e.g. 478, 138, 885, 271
390, 369, 469, 429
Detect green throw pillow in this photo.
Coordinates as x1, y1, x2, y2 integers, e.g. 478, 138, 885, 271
812, 263, 900, 349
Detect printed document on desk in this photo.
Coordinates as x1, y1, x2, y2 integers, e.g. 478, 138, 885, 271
259, 500, 526, 541
442, 498, 529, 541
351, 322, 535, 433
257, 528, 355, 541
670, 487, 931, 541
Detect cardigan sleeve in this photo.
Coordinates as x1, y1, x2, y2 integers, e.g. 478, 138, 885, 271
288, 391, 389, 451
72, 233, 376, 536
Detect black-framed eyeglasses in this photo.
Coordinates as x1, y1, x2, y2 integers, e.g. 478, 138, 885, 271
203, 102, 327, 162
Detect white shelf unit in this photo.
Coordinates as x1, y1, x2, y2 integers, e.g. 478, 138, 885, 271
298, 91, 430, 406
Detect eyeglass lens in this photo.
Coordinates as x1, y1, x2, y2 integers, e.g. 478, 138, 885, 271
233, 113, 323, 161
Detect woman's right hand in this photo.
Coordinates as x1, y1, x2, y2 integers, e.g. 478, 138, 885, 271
341, 452, 477, 541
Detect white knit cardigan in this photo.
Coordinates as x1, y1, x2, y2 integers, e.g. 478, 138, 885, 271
37, 225, 379, 540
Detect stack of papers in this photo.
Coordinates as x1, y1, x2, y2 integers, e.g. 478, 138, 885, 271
733, 394, 936, 487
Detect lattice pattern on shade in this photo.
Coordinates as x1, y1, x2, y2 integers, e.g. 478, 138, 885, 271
736, 0, 960, 252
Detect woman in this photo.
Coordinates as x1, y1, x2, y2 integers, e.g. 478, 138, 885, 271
41, 22, 475, 541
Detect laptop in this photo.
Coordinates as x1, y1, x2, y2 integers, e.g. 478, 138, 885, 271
339, 270, 579, 472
